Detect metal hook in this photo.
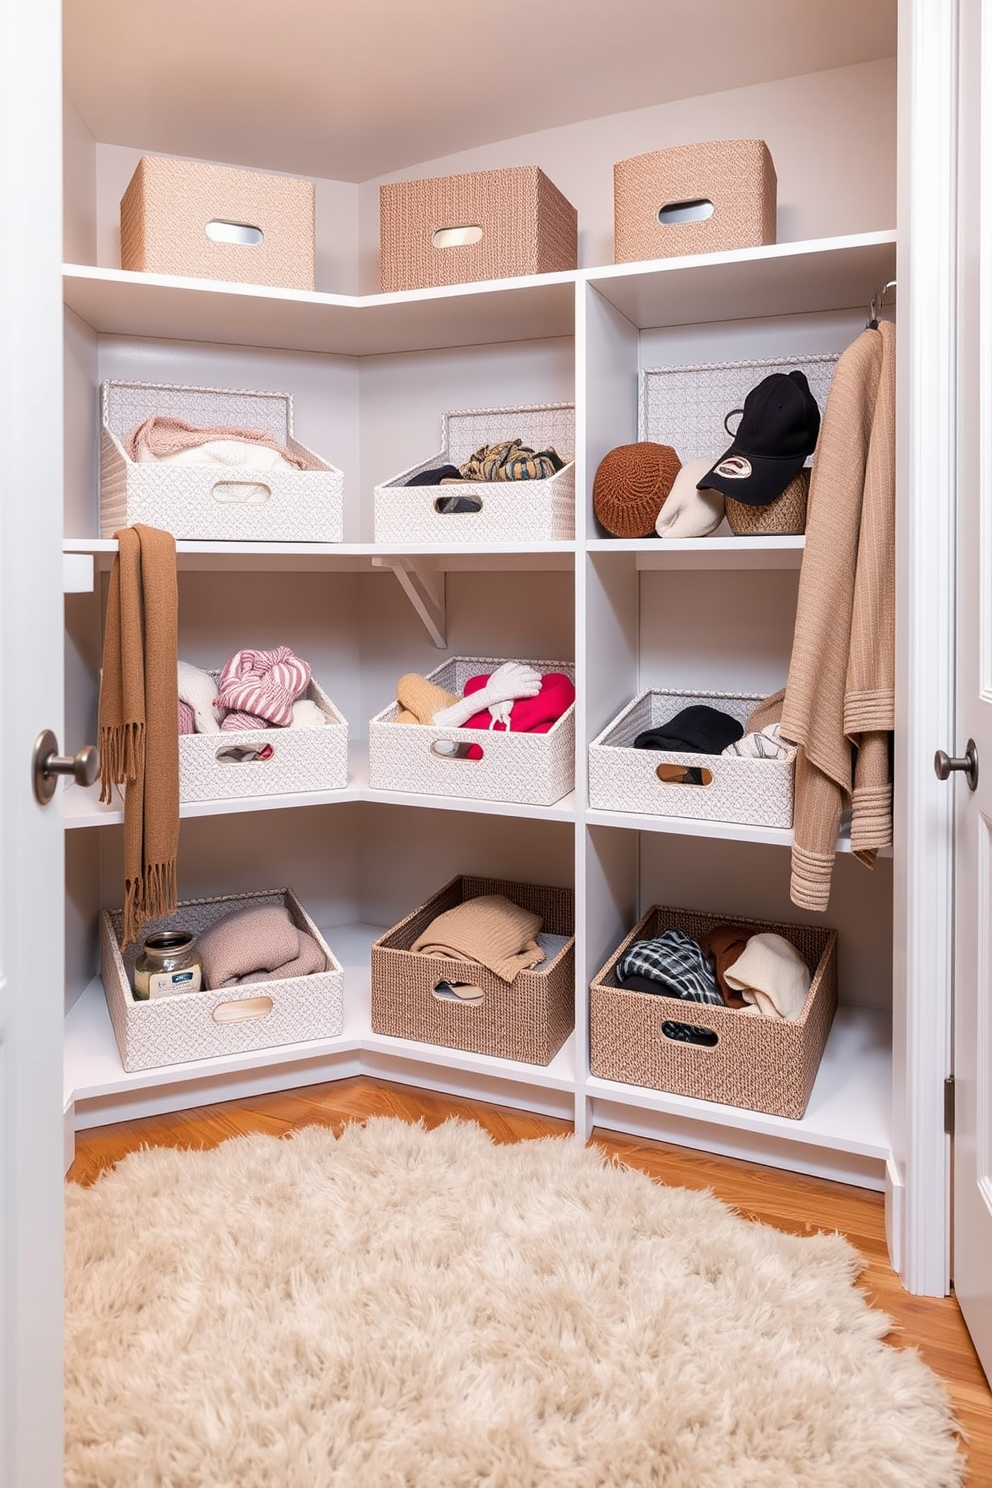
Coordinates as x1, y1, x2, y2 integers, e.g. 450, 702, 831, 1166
867, 278, 897, 328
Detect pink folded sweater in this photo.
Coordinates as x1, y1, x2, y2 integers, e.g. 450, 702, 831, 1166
197, 903, 325, 988
125, 416, 306, 469
459, 672, 575, 760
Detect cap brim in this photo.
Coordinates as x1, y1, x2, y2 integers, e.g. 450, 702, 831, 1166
697, 449, 808, 507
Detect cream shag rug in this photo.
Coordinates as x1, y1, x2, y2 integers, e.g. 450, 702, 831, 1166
65, 1119, 963, 1488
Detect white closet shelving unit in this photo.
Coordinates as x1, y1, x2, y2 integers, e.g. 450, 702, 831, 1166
58, 9, 912, 1221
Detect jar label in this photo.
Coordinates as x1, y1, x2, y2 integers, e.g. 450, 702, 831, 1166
149, 967, 202, 999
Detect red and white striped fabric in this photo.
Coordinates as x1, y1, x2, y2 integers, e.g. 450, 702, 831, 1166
216, 647, 311, 728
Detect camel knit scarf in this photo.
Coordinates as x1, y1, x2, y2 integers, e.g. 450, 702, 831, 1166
98, 525, 179, 947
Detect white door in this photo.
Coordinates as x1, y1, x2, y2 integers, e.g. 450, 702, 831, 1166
0, 0, 70, 1481
951, 0, 992, 1386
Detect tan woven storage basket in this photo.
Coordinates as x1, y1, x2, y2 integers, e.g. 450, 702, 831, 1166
589, 688, 794, 829
379, 166, 577, 292
178, 673, 348, 803
590, 905, 837, 1119
614, 139, 776, 263
100, 888, 344, 1073
371, 875, 575, 1065
725, 468, 809, 536
374, 402, 575, 543
369, 655, 575, 806
120, 155, 315, 289
100, 381, 344, 543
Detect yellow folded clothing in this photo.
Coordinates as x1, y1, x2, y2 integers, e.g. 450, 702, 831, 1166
412, 893, 545, 983
394, 673, 460, 725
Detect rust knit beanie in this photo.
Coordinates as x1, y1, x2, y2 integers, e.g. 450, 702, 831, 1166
593, 442, 682, 537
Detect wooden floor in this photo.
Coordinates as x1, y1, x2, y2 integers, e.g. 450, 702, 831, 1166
69, 1076, 992, 1486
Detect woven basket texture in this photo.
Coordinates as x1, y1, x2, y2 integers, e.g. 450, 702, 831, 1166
100, 381, 344, 542
178, 674, 347, 803
640, 355, 839, 468
369, 655, 575, 806
120, 155, 315, 289
614, 139, 776, 263
589, 688, 794, 828
371, 875, 574, 1065
726, 468, 809, 536
589, 904, 837, 1119
379, 166, 577, 292
100, 888, 344, 1073
374, 403, 575, 543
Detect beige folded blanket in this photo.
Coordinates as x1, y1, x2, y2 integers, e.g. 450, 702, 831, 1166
233, 932, 326, 985
125, 415, 306, 470
412, 894, 545, 983
198, 903, 323, 989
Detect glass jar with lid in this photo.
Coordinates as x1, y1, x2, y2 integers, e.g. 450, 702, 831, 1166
133, 930, 203, 1001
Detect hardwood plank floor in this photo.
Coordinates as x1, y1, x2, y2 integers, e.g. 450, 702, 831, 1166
69, 1076, 992, 1485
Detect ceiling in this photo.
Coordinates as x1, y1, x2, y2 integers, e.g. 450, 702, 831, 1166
63, 0, 897, 183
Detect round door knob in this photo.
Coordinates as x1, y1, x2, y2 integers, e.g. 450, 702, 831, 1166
32, 730, 101, 805
934, 739, 979, 791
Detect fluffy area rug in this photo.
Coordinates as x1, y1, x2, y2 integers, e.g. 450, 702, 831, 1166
64, 1118, 963, 1487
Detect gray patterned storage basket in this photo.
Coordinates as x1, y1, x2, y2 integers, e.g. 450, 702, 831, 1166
639, 354, 839, 471
589, 688, 794, 829
590, 905, 837, 1119
369, 655, 575, 806
100, 888, 344, 1073
373, 403, 575, 543
371, 875, 575, 1065
100, 381, 344, 542
178, 672, 348, 803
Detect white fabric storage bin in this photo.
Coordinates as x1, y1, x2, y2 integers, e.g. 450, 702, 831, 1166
100, 888, 344, 1073
373, 403, 575, 543
369, 655, 575, 806
100, 381, 344, 542
589, 688, 794, 829
639, 353, 839, 465
179, 674, 348, 803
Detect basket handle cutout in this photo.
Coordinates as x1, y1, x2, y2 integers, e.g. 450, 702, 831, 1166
432, 225, 484, 248
434, 494, 483, 514
655, 762, 713, 786
657, 198, 715, 225
432, 979, 485, 1005
211, 482, 272, 505
205, 220, 264, 245
431, 740, 483, 761
215, 743, 275, 765
661, 1019, 719, 1048
212, 995, 273, 1023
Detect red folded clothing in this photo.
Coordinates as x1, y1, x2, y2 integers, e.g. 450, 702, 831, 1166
460, 672, 574, 759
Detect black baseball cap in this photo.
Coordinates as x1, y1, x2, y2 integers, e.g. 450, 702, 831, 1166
697, 370, 820, 507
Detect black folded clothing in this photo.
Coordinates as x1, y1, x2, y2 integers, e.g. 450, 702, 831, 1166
406, 464, 462, 486
633, 704, 743, 755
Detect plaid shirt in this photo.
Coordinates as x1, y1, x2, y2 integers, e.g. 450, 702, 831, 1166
617, 929, 722, 1005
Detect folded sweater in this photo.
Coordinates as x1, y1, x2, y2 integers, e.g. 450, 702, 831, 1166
412, 894, 545, 983
198, 903, 324, 989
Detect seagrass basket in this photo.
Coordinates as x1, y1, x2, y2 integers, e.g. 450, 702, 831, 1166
101, 888, 344, 1073
590, 905, 837, 1119
120, 155, 315, 289
371, 876, 575, 1065
379, 166, 577, 291
369, 655, 575, 806
614, 139, 776, 262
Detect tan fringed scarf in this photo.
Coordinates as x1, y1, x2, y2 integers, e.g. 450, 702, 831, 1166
98, 525, 179, 947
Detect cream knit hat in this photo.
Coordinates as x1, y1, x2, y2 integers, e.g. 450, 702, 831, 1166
655, 456, 726, 538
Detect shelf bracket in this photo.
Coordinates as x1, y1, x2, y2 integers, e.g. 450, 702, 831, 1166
371, 555, 446, 648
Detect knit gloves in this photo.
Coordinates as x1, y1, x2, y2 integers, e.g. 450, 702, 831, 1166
217, 646, 311, 728
431, 661, 542, 730
395, 673, 460, 726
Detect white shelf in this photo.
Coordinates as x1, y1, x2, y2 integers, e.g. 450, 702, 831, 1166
62, 743, 576, 829
586, 1002, 892, 1161
63, 263, 577, 357
585, 231, 897, 330
586, 536, 805, 571
63, 233, 895, 358
64, 922, 577, 1111
63, 538, 575, 569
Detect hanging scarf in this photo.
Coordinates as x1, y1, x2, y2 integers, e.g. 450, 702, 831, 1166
98, 525, 179, 947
